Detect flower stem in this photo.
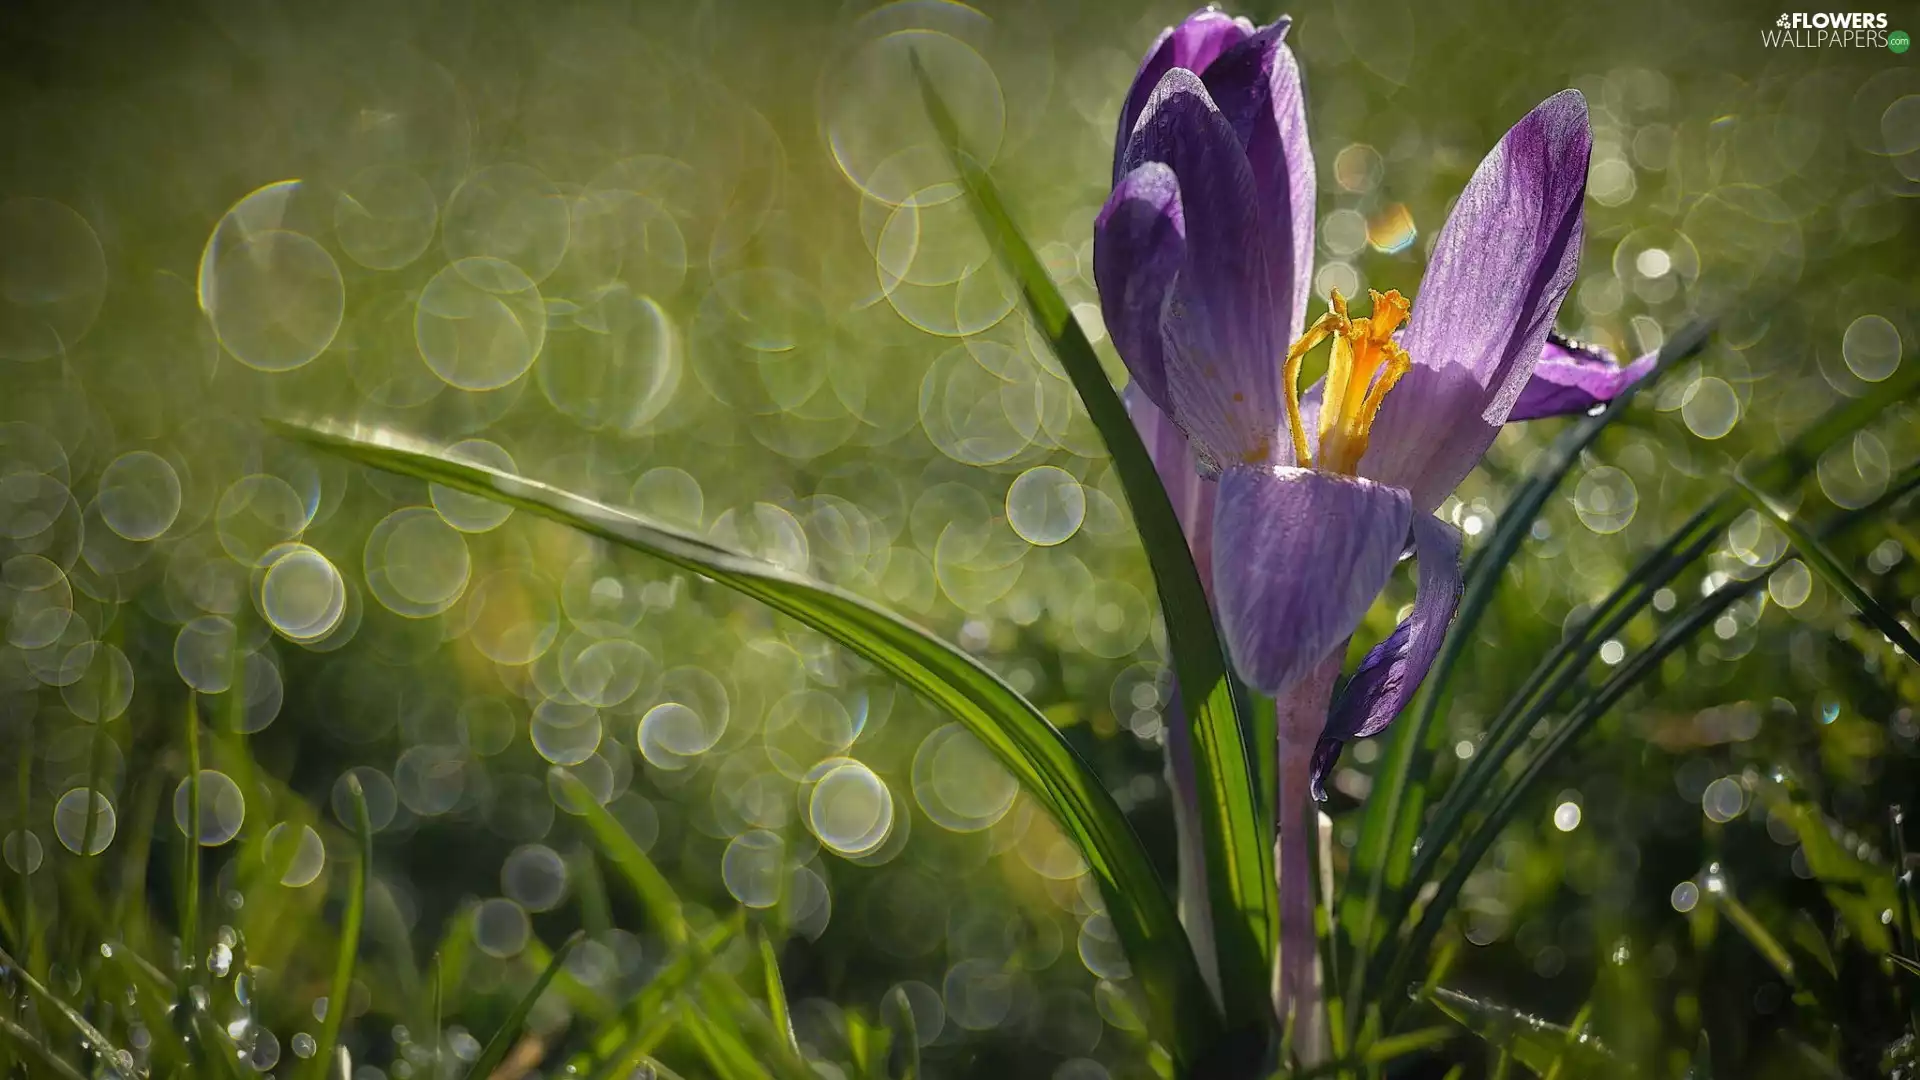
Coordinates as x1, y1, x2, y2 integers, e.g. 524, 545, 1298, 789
1273, 651, 1342, 1062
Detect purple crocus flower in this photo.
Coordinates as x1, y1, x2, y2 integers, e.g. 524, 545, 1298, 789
1098, 4, 1635, 1031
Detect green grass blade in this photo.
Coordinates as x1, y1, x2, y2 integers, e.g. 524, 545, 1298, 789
308, 773, 372, 1080
1427, 987, 1614, 1077
274, 417, 1213, 1061
1734, 475, 1920, 665
1379, 462, 1920, 1026
1709, 888, 1796, 985
0, 1012, 87, 1080
1891, 954, 1920, 979
0, 944, 131, 1067
554, 769, 686, 943
465, 930, 583, 1080
431, 951, 444, 1080
556, 772, 811, 1080
758, 930, 800, 1061
883, 985, 921, 1080
184, 693, 203, 984
909, 48, 1267, 1037
682, 1002, 772, 1080
1342, 320, 1710, 1029
1360, 357, 1920, 1025
573, 919, 737, 1077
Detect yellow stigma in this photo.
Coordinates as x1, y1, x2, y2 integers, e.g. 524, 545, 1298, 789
1280, 288, 1413, 475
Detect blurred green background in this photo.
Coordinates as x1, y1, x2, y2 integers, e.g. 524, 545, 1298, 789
0, 0, 1916, 1077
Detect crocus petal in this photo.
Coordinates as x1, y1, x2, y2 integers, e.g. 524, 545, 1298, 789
1212, 465, 1411, 695
1126, 385, 1217, 596
1123, 69, 1278, 470
1311, 514, 1464, 799
1363, 90, 1592, 513
1201, 21, 1315, 344
1507, 333, 1656, 422
1113, 7, 1260, 183
1096, 164, 1186, 410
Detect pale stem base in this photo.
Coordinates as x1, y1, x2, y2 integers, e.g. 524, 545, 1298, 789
1273, 650, 1343, 1064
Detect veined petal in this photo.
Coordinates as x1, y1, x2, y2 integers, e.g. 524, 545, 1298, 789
1507, 332, 1656, 421
1113, 7, 1260, 183
1124, 69, 1279, 470
1364, 90, 1592, 512
1126, 385, 1218, 597
1201, 21, 1315, 345
1096, 164, 1186, 411
1213, 466, 1411, 695
1312, 513, 1463, 799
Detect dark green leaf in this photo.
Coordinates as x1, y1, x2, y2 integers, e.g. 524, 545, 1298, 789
908, 48, 1266, 1038
1381, 460, 1920, 1025
465, 930, 584, 1080
1429, 987, 1616, 1077
307, 772, 372, 1080
1735, 475, 1920, 666
884, 985, 921, 1080
758, 931, 800, 1062
1342, 322, 1711, 1027
0, 1012, 87, 1080
274, 418, 1212, 1059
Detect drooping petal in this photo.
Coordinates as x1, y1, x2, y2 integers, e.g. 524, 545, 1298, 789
1125, 385, 1217, 596
1311, 513, 1464, 799
1507, 332, 1656, 421
1113, 7, 1261, 182
1201, 21, 1315, 344
1096, 165, 1186, 410
1363, 90, 1593, 513
1123, 69, 1278, 470
1212, 465, 1411, 695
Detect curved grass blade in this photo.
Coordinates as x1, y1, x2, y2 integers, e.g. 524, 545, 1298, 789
465, 930, 583, 1080
1710, 887, 1796, 985
883, 985, 920, 1080
0, 944, 131, 1069
1290, 1026, 1456, 1078
1378, 462, 1920, 1025
307, 773, 372, 1080
758, 931, 800, 1061
1342, 320, 1711, 1029
909, 49, 1269, 1033
554, 771, 817, 1080
574, 919, 737, 1078
184, 694, 203, 987
0, 1012, 87, 1080
273, 417, 1214, 1062
431, 951, 444, 1080
1427, 987, 1617, 1077
555, 769, 685, 942
1360, 357, 1920, 1027
1734, 475, 1920, 665
102, 939, 247, 1080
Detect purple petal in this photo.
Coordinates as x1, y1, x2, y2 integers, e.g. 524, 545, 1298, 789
1201, 22, 1315, 344
1507, 333, 1656, 422
1212, 465, 1411, 695
1126, 385, 1218, 597
1113, 7, 1260, 183
1096, 164, 1185, 411
1363, 90, 1593, 513
1311, 514, 1464, 799
1123, 69, 1279, 470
